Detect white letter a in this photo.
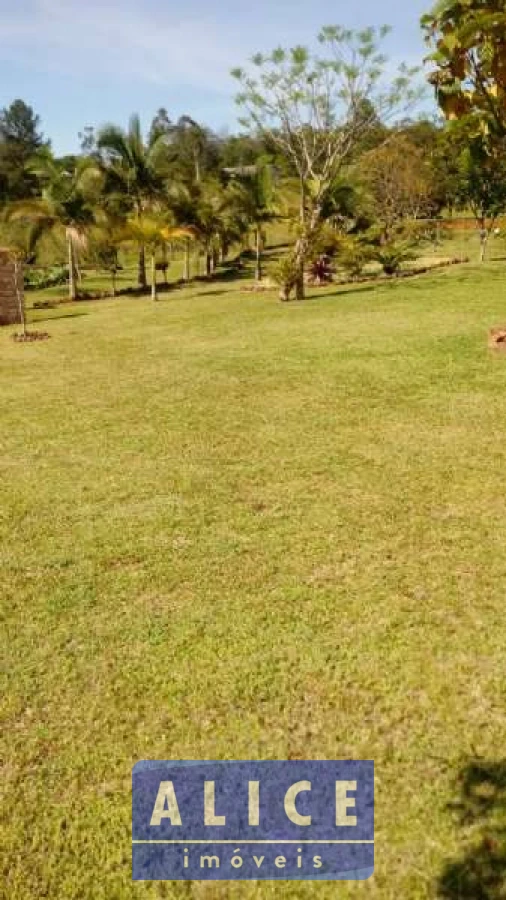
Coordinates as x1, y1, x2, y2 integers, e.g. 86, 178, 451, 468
150, 781, 182, 826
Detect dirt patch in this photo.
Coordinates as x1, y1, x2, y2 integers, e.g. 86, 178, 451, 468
488, 327, 506, 350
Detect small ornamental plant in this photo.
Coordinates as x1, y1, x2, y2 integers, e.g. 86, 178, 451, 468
273, 254, 300, 301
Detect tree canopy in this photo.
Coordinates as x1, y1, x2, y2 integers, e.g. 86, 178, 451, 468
423, 0, 506, 135
0, 99, 46, 201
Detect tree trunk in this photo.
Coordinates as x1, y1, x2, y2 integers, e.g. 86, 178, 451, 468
161, 244, 169, 284
13, 259, 27, 336
184, 239, 190, 281
294, 237, 307, 301
299, 175, 306, 224
151, 253, 157, 301
479, 221, 488, 263
138, 244, 147, 289
68, 234, 77, 301
255, 226, 262, 282
293, 203, 321, 301
294, 271, 305, 300
74, 245, 82, 284
206, 251, 212, 277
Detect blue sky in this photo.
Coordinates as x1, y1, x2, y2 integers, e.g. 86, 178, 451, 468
0, 0, 435, 155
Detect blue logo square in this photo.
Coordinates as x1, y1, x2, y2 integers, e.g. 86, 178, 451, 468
132, 760, 374, 881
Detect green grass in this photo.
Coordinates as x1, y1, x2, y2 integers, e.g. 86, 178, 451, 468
2, 260, 506, 898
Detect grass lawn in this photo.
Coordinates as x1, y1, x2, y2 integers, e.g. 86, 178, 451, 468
2, 260, 506, 898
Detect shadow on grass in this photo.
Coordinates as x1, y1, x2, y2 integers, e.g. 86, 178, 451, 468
156, 262, 255, 299
191, 289, 230, 298
193, 281, 385, 303
30, 310, 89, 323
310, 283, 381, 302
438, 761, 506, 899
213, 263, 254, 283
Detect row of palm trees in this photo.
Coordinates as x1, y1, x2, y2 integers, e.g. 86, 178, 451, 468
7, 114, 277, 301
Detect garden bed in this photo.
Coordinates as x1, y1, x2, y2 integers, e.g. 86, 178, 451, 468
240, 255, 469, 294
11, 330, 50, 342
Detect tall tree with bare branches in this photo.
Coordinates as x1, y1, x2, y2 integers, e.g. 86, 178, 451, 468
232, 26, 420, 299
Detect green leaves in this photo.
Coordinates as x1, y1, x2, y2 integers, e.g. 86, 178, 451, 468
423, 0, 506, 135
318, 25, 353, 45
440, 31, 459, 53
290, 45, 309, 67
96, 115, 167, 212
271, 47, 286, 64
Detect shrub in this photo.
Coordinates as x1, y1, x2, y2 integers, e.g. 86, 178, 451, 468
33, 300, 56, 309
273, 253, 300, 301
24, 265, 68, 291
307, 255, 334, 285
309, 225, 342, 259
337, 236, 374, 278
374, 241, 417, 276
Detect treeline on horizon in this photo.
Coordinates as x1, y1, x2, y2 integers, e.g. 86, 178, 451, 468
1, 13, 505, 302
0, 98, 454, 209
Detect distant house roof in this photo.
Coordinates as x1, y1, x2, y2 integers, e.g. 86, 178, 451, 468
223, 165, 259, 178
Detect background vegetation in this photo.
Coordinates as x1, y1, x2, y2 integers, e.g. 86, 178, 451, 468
1, 20, 505, 309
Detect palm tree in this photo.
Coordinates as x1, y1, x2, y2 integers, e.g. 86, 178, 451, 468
226, 166, 278, 281
96, 115, 169, 289
8, 152, 96, 301
161, 225, 197, 285
86, 215, 123, 296
169, 178, 250, 276
121, 217, 194, 301
167, 182, 200, 279
194, 180, 230, 275
171, 116, 208, 185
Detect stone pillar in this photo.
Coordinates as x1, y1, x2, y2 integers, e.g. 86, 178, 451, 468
0, 249, 24, 326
